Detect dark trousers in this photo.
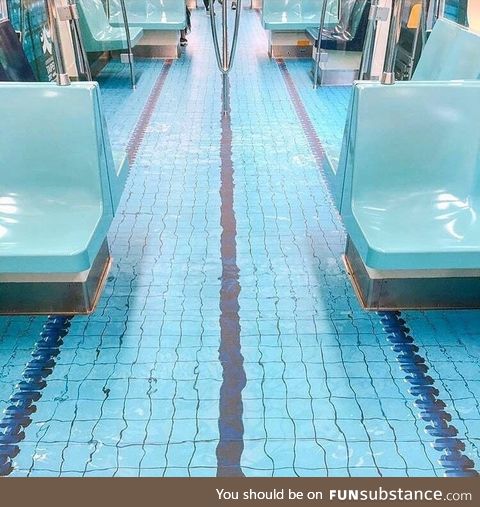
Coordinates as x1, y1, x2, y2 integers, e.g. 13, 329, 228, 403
203, 0, 214, 8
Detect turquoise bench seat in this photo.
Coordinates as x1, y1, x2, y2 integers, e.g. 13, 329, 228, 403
109, 0, 187, 31
78, 0, 143, 53
413, 18, 480, 81
0, 82, 128, 274
262, 0, 339, 31
338, 81, 480, 271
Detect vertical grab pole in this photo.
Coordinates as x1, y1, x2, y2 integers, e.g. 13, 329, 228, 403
313, 0, 329, 89
209, 0, 242, 115
381, 0, 405, 84
119, 0, 135, 89
44, 0, 71, 85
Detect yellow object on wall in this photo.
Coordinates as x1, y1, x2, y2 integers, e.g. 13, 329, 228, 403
407, 3, 422, 29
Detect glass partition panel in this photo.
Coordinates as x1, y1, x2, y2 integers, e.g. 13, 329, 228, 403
6, 0, 56, 81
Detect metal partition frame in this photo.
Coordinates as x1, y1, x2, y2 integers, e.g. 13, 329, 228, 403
66, 0, 93, 81
44, 0, 71, 85
381, 0, 405, 83
0, 0, 8, 19
359, 0, 380, 80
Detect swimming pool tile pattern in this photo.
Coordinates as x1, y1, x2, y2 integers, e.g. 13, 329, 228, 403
0, 7, 478, 477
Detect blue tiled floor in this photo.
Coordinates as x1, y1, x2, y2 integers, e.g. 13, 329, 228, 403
1, 7, 479, 477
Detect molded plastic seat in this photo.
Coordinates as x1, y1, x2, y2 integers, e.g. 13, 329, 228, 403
109, 0, 187, 31
0, 82, 128, 274
413, 18, 480, 80
77, 0, 143, 53
338, 81, 480, 271
262, 0, 338, 31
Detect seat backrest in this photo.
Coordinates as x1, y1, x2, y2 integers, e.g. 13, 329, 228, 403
262, 0, 338, 21
110, 0, 187, 19
413, 18, 480, 80
336, 81, 480, 214
77, 0, 112, 50
0, 82, 115, 215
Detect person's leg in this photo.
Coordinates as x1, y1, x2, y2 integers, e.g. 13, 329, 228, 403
231, 1, 237, 9
180, 29, 188, 46
205, 0, 216, 12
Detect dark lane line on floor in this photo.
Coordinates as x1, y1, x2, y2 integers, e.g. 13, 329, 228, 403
276, 58, 478, 477
380, 312, 478, 477
276, 61, 327, 179
0, 61, 173, 477
0, 317, 72, 476
216, 79, 247, 477
127, 60, 172, 164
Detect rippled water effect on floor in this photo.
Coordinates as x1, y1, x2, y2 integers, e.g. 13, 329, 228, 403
0, 8, 478, 477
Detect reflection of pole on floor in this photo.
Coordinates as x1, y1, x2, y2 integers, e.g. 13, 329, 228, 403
44, 0, 71, 85
381, 0, 404, 85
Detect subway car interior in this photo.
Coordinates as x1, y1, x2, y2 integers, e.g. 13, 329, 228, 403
0, 0, 479, 478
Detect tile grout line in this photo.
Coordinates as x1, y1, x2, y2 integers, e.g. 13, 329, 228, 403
277, 58, 478, 477
0, 61, 173, 477
216, 77, 247, 477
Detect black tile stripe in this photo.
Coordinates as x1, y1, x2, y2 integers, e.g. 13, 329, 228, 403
216, 78, 247, 477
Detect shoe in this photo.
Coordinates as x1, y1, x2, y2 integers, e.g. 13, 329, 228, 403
180, 37, 188, 46
232, 2, 237, 9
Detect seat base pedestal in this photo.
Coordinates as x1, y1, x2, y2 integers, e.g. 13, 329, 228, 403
268, 31, 313, 58
0, 240, 111, 316
344, 237, 480, 310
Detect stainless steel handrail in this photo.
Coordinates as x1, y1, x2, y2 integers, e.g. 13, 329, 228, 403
209, 0, 243, 113
312, 0, 329, 89
381, 0, 405, 84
